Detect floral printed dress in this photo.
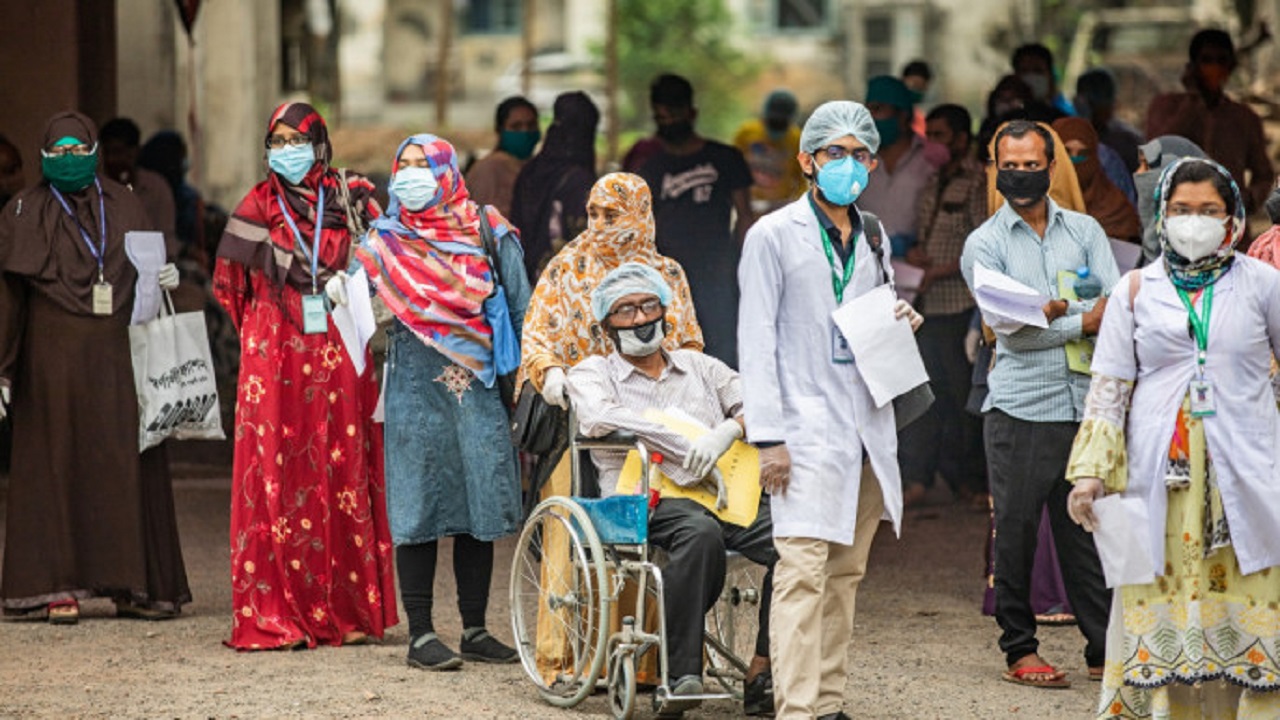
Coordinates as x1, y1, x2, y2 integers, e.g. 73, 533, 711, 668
215, 260, 398, 649
1069, 380, 1280, 719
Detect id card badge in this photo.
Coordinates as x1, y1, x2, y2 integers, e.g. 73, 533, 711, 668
831, 323, 854, 364
1189, 378, 1216, 417
301, 294, 328, 335
92, 282, 113, 316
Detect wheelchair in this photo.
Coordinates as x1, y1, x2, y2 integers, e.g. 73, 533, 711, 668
509, 408, 765, 718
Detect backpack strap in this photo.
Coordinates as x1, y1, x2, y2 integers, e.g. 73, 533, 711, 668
476, 205, 503, 289
858, 209, 891, 286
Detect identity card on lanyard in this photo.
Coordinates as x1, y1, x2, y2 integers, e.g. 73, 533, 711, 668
819, 221, 856, 364
276, 185, 329, 335
51, 180, 111, 315
1178, 285, 1215, 417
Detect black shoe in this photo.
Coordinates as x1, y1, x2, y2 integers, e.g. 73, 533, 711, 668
459, 628, 518, 664
657, 674, 704, 717
406, 633, 463, 671
743, 670, 775, 716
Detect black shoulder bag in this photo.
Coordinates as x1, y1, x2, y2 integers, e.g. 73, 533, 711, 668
860, 210, 936, 430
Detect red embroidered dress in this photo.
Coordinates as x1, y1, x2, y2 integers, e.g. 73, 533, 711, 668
214, 103, 397, 649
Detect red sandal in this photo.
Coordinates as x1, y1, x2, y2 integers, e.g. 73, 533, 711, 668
48, 599, 79, 625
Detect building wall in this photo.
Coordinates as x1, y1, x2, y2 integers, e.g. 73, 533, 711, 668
0, 0, 115, 187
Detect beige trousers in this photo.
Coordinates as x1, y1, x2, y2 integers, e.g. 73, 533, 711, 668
770, 465, 885, 719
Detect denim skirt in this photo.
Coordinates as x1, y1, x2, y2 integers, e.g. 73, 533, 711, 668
382, 325, 521, 545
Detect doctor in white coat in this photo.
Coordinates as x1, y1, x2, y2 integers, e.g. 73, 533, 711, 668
738, 101, 923, 720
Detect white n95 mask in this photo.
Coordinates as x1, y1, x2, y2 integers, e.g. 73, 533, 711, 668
1165, 215, 1228, 261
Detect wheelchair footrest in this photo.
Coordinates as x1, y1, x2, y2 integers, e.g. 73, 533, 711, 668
575, 495, 649, 545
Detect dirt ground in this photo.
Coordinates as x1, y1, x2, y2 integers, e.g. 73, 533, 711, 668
0, 474, 1103, 719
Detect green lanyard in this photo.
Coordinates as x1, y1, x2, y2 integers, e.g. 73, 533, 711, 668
1175, 284, 1214, 370
818, 224, 856, 304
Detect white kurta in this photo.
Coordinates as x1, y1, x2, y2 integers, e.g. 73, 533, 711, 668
738, 196, 903, 544
1092, 257, 1280, 575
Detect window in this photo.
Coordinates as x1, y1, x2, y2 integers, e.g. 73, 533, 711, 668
863, 15, 894, 82
777, 0, 827, 29
466, 0, 521, 34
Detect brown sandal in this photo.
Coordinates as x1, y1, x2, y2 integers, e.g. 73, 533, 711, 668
48, 599, 79, 625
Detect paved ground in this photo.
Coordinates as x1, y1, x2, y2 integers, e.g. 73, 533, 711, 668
0, 473, 1102, 718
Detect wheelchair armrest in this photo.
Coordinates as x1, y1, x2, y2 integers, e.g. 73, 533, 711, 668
574, 429, 638, 451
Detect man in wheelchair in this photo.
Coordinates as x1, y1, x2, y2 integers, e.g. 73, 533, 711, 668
566, 262, 776, 716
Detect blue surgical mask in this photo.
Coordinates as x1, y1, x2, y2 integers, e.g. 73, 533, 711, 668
390, 166, 441, 211
815, 156, 869, 207
268, 143, 316, 185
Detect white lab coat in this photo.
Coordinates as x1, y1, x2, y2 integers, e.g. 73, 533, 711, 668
1093, 257, 1280, 575
738, 196, 903, 544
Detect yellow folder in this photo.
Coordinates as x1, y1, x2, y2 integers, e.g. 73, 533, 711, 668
613, 408, 762, 527
1058, 270, 1096, 375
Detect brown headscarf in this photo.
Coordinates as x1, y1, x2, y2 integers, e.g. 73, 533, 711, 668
986, 121, 1086, 216
1052, 117, 1142, 240
0, 111, 152, 316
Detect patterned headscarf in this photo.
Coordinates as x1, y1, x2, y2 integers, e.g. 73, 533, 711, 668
1155, 157, 1245, 291
354, 134, 518, 385
217, 102, 380, 290
517, 172, 703, 391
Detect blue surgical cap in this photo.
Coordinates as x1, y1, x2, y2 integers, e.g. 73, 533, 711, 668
591, 262, 674, 322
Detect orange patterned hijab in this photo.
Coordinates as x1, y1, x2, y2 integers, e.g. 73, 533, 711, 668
519, 172, 704, 390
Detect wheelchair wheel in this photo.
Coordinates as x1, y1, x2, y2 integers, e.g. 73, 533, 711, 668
510, 496, 610, 707
705, 553, 765, 697
606, 644, 637, 719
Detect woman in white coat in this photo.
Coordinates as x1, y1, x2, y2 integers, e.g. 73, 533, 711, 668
738, 100, 923, 720
1067, 158, 1280, 719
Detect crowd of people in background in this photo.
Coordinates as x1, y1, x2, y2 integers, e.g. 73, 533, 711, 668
3, 23, 1280, 720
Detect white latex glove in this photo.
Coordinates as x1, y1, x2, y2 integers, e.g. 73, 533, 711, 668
759, 444, 791, 497
964, 327, 981, 364
325, 271, 349, 307
1067, 478, 1105, 532
0, 386, 8, 421
894, 299, 924, 332
157, 263, 180, 291
683, 419, 743, 478
541, 367, 569, 409
700, 467, 728, 511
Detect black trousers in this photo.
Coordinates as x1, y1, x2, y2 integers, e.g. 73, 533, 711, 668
898, 310, 986, 495
647, 497, 775, 679
395, 535, 493, 638
984, 410, 1110, 668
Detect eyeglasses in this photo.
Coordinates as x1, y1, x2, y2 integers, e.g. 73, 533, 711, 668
1167, 204, 1228, 219
41, 142, 96, 158
608, 298, 663, 322
816, 145, 872, 164
265, 134, 311, 150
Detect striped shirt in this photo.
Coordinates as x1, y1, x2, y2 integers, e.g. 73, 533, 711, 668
566, 349, 743, 497
960, 199, 1120, 422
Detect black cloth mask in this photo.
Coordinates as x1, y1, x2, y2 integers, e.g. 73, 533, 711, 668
996, 168, 1051, 207
657, 120, 694, 145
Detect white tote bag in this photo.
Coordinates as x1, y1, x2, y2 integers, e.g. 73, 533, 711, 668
129, 293, 225, 451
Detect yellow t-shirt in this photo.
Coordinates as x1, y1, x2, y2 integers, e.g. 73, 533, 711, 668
732, 118, 805, 206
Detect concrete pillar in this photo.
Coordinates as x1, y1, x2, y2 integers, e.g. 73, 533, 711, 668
116, 0, 179, 136
338, 0, 388, 124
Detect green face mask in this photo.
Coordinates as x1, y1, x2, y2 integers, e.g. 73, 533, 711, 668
1070, 154, 1088, 165
42, 147, 99, 193
499, 129, 541, 160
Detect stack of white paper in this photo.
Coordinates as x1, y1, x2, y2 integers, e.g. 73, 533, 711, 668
1091, 495, 1157, 588
831, 285, 930, 408
330, 268, 377, 376
125, 231, 168, 325
972, 263, 1050, 334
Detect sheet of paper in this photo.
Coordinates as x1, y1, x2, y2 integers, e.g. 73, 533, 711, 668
972, 262, 1050, 332
331, 269, 377, 377
1109, 238, 1141, 274
614, 408, 762, 527
830, 285, 929, 408
890, 260, 925, 303
125, 231, 167, 325
1091, 495, 1156, 588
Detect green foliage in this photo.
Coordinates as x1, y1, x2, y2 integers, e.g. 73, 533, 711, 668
605, 0, 761, 140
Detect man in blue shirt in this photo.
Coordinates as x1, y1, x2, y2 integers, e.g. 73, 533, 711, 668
960, 120, 1115, 689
